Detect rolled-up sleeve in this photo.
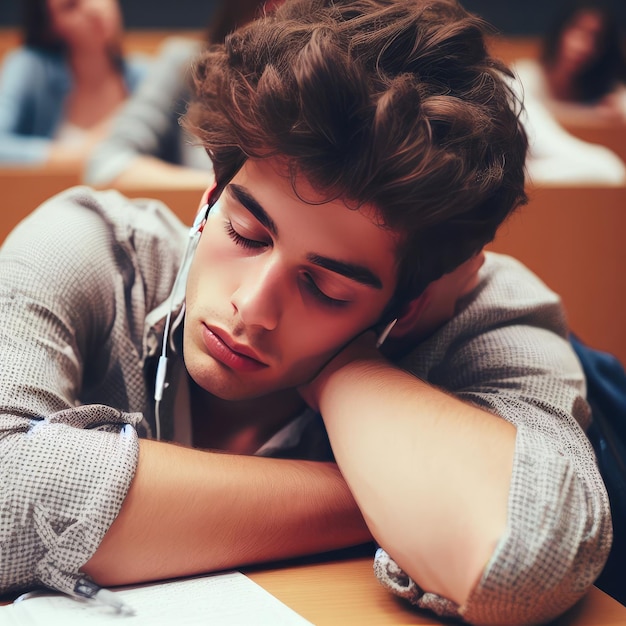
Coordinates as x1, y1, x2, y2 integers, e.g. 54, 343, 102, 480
0, 410, 140, 594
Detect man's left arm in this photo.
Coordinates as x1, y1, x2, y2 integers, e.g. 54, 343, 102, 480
305, 325, 611, 626
306, 334, 515, 606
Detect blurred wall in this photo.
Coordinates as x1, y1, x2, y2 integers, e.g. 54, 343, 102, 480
464, 0, 626, 35
1, 0, 626, 35
0, 0, 219, 30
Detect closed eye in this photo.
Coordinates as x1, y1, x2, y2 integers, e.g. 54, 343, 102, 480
225, 221, 268, 250
301, 272, 350, 308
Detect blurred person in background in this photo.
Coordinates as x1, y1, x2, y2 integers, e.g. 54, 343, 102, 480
507, 0, 626, 184
84, 0, 270, 189
508, 71, 626, 185
514, 0, 626, 126
0, 0, 148, 167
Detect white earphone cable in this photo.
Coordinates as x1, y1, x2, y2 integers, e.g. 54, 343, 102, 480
153, 204, 209, 440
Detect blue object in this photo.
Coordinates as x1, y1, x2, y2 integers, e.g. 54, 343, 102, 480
571, 335, 626, 606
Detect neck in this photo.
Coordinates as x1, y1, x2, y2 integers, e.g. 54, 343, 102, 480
69, 47, 119, 85
545, 63, 579, 101
189, 382, 307, 454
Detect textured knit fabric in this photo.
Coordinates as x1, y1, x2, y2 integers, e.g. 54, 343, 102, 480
0, 46, 148, 164
0, 187, 611, 624
84, 37, 212, 187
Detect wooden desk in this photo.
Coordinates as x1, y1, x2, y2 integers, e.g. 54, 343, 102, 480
2, 556, 623, 625
244, 556, 626, 625
1, 168, 204, 244
247, 556, 440, 625
487, 35, 540, 67
1, 166, 81, 243
0, 28, 203, 63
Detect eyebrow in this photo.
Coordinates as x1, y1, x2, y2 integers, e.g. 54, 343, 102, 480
227, 183, 383, 290
306, 254, 383, 289
228, 184, 278, 236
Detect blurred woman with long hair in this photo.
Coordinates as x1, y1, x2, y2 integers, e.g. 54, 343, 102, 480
515, 0, 626, 125
84, 0, 269, 189
0, 0, 148, 166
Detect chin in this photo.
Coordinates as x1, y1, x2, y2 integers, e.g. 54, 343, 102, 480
185, 361, 265, 401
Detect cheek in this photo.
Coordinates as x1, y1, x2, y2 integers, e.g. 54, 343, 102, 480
199, 233, 239, 282
51, 16, 82, 42
279, 307, 381, 371
284, 317, 346, 354
100, 3, 122, 31
274, 324, 352, 385
186, 231, 237, 302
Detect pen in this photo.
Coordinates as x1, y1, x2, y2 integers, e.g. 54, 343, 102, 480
74, 576, 136, 616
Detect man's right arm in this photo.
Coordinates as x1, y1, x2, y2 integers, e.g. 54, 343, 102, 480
83, 439, 370, 586
0, 189, 370, 596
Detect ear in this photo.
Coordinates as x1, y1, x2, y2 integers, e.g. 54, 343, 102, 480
198, 180, 218, 213
386, 287, 433, 339
388, 251, 486, 342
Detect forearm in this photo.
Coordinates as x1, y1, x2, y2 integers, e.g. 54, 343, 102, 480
312, 348, 515, 607
83, 438, 370, 586
45, 142, 93, 169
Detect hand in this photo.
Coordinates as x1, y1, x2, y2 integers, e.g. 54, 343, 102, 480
298, 329, 385, 412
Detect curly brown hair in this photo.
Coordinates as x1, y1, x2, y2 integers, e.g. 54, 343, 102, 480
185, 0, 528, 306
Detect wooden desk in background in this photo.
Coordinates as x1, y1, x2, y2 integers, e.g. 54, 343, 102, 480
561, 120, 626, 168
2, 166, 81, 242
488, 184, 626, 366
1, 167, 203, 244
0, 28, 202, 63
3, 168, 625, 364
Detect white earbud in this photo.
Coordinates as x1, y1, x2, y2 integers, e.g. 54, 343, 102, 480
375, 318, 398, 348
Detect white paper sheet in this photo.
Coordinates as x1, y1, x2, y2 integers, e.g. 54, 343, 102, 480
3, 571, 314, 625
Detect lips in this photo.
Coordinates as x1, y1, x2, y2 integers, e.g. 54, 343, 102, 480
201, 325, 268, 372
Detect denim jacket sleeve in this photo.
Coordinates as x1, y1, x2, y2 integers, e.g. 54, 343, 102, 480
0, 48, 61, 164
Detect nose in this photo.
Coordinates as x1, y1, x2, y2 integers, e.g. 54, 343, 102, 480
81, 0, 100, 26
231, 256, 284, 331
86, 0, 110, 26
85, 0, 100, 16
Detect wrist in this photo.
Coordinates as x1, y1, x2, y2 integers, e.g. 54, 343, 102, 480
302, 331, 387, 411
